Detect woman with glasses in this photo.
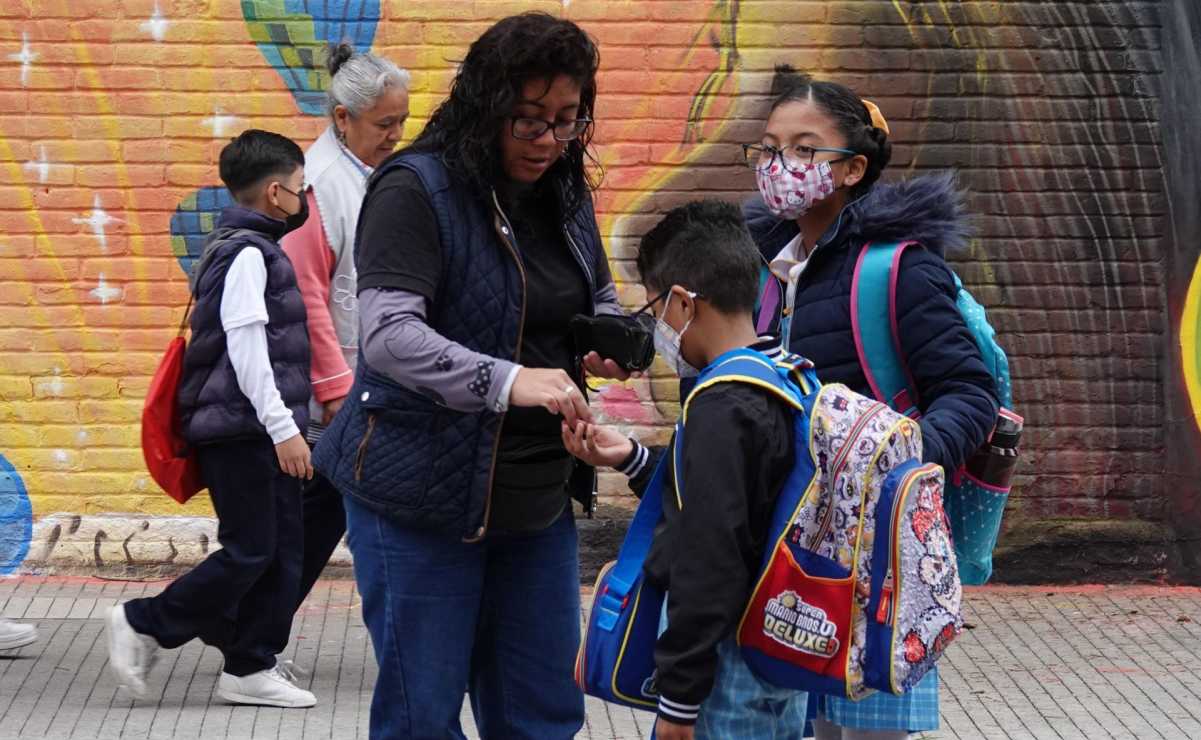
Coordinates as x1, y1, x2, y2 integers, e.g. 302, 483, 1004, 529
311, 12, 622, 738
741, 66, 999, 740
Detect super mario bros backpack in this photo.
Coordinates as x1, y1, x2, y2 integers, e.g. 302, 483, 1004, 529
577, 348, 963, 707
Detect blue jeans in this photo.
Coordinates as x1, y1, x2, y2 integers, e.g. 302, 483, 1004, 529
656, 599, 809, 739
345, 497, 585, 740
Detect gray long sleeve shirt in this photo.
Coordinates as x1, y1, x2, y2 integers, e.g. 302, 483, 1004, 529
359, 287, 521, 414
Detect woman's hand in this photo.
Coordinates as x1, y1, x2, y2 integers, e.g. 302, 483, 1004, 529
583, 351, 642, 381
509, 368, 592, 427
653, 718, 695, 740
561, 421, 633, 469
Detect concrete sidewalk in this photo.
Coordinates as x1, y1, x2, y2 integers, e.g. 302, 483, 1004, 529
0, 578, 1197, 739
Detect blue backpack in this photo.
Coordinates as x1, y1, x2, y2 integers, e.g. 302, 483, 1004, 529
850, 241, 1021, 585
576, 349, 963, 708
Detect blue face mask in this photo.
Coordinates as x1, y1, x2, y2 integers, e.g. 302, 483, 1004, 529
652, 293, 700, 379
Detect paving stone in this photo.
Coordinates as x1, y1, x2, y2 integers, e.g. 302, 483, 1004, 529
0, 580, 1195, 738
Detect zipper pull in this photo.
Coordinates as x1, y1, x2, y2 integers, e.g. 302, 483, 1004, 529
876, 587, 892, 624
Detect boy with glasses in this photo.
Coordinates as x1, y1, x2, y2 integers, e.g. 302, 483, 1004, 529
107, 130, 317, 708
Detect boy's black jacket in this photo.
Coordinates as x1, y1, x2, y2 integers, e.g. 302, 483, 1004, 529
630, 375, 795, 714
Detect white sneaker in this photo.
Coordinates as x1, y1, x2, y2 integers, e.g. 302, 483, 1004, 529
218, 665, 317, 708
105, 604, 158, 699
0, 619, 37, 650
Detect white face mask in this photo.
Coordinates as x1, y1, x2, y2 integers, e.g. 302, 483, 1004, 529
653, 293, 700, 379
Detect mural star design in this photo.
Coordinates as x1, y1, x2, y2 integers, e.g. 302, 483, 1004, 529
201, 106, 240, 138
7, 32, 36, 87
24, 146, 53, 184
39, 368, 64, 397
89, 274, 123, 305
140, 3, 170, 42
72, 195, 122, 251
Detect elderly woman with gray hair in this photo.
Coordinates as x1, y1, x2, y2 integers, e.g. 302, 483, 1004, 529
281, 42, 410, 607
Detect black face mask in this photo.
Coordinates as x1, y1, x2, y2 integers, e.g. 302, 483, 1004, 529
277, 184, 309, 235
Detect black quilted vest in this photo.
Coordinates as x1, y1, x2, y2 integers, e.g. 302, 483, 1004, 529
178, 207, 311, 444
313, 152, 604, 540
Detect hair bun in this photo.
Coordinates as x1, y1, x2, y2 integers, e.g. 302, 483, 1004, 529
326, 41, 355, 77
770, 63, 813, 99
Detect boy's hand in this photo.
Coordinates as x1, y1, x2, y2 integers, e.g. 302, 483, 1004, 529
322, 395, 346, 425
561, 421, 633, 468
582, 351, 642, 381
275, 433, 314, 480
654, 718, 695, 740
510, 368, 592, 427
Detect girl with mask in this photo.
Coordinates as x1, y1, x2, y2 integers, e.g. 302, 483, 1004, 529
742, 66, 999, 739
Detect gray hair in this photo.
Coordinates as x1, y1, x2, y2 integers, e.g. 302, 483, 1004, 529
325, 43, 410, 119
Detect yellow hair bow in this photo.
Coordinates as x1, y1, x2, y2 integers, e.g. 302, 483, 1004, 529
861, 99, 890, 135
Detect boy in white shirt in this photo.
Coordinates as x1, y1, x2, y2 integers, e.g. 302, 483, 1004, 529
107, 130, 316, 708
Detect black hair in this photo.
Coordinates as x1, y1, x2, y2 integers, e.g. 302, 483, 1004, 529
326, 41, 354, 77
636, 200, 761, 316
218, 129, 304, 202
401, 12, 600, 215
769, 64, 892, 197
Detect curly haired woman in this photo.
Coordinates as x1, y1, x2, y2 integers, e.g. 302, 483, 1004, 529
312, 13, 624, 739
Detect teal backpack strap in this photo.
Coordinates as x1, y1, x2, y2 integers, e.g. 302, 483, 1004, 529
851, 241, 920, 417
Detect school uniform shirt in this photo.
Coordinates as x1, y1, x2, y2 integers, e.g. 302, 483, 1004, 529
221, 247, 301, 444
620, 341, 795, 724
769, 233, 810, 348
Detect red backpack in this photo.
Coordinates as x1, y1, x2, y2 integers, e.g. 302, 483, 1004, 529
141, 300, 203, 503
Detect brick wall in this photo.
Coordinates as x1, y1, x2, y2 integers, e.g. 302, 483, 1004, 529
0, 0, 1189, 581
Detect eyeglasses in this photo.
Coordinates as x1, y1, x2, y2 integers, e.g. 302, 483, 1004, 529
632, 288, 703, 321
276, 182, 306, 197
742, 143, 856, 174
510, 117, 592, 142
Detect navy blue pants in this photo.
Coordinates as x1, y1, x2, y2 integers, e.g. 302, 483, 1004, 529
126, 438, 303, 676
346, 497, 585, 739
296, 472, 347, 609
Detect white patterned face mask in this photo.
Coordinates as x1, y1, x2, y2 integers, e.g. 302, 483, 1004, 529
652, 293, 700, 379
756, 160, 838, 220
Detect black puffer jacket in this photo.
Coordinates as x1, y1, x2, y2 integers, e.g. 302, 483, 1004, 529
743, 172, 999, 472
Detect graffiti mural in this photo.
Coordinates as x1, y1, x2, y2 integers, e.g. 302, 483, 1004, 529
242, 0, 382, 115
0, 454, 32, 574
0, 0, 1192, 580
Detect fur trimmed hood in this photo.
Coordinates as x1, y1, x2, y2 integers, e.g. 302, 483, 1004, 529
847, 171, 971, 257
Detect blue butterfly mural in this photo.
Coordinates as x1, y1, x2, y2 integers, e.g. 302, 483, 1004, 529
0, 455, 33, 575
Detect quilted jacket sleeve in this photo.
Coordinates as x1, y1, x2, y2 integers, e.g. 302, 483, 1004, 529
894, 247, 999, 472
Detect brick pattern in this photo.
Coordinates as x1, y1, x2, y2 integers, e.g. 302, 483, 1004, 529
0, 2, 1173, 575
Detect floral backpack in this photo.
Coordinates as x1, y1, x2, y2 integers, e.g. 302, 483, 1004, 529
577, 349, 963, 708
